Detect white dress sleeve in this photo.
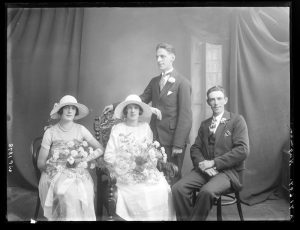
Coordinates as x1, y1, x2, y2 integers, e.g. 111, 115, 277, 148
80, 125, 94, 142
41, 128, 52, 150
104, 124, 120, 165
145, 122, 153, 143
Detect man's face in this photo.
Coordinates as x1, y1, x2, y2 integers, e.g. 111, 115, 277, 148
207, 90, 228, 116
156, 48, 175, 72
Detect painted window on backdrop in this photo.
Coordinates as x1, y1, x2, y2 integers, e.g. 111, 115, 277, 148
205, 43, 222, 118
190, 37, 222, 143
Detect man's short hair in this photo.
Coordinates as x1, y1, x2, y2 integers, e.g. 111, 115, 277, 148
206, 85, 227, 98
156, 42, 176, 55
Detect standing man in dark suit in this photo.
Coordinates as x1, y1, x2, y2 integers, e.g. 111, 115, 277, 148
172, 85, 250, 220
103, 42, 192, 183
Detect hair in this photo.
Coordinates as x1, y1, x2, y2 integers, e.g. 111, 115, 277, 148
206, 85, 227, 99
123, 104, 143, 117
58, 105, 79, 116
156, 42, 176, 55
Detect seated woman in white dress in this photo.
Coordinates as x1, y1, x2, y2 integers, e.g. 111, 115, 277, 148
37, 95, 104, 221
104, 94, 176, 221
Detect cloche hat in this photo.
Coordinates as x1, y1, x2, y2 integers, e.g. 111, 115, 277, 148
113, 94, 152, 122
50, 95, 89, 120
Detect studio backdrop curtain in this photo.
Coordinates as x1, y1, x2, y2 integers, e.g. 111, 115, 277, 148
7, 8, 84, 188
179, 7, 289, 205
228, 7, 290, 205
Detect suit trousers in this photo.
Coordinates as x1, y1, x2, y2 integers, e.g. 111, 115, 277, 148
172, 169, 231, 221
164, 145, 186, 185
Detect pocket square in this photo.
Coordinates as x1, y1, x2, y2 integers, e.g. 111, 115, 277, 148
167, 91, 173, 96
224, 130, 232, 136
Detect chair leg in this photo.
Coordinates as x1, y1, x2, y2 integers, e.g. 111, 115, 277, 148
96, 175, 104, 219
216, 196, 222, 221
34, 194, 40, 220
235, 192, 244, 221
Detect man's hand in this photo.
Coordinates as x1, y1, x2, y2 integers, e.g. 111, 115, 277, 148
204, 167, 219, 177
172, 147, 183, 157
198, 160, 215, 172
103, 104, 113, 114
150, 107, 162, 120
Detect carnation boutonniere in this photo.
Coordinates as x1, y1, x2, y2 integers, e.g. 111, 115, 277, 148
220, 118, 228, 125
168, 77, 176, 83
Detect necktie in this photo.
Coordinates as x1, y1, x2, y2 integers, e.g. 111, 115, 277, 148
209, 117, 217, 134
159, 73, 169, 91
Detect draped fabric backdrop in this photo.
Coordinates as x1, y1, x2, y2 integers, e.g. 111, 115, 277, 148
7, 7, 290, 206
228, 8, 290, 205
7, 8, 84, 188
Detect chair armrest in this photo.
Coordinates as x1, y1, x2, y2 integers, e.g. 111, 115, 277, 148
96, 156, 118, 220
157, 160, 179, 185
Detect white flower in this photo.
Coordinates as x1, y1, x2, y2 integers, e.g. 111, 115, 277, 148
148, 148, 156, 159
78, 161, 88, 168
71, 150, 78, 157
115, 161, 131, 175
153, 141, 160, 148
168, 77, 176, 83
82, 141, 88, 147
67, 156, 75, 165
52, 150, 59, 160
89, 148, 94, 155
63, 149, 70, 155
220, 118, 227, 124
163, 153, 167, 163
161, 147, 166, 154
67, 141, 75, 148
81, 151, 88, 158
90, 163, 96, 169
78, 146, 84, 153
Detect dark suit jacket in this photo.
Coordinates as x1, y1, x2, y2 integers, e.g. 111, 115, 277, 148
190, 110, 250, 191
140, 69, 192, 149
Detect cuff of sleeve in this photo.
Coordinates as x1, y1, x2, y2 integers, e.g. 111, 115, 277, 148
213, 158, 221, 170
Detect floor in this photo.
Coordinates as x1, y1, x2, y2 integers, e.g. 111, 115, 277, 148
6, 186, 290, 222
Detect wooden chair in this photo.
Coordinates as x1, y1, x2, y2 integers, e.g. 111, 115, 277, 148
30, 136, 43, 221
94, 110, 178, 221
192, 187, 244, 221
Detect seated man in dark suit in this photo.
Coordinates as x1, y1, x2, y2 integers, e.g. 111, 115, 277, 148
172, 85, 250, 221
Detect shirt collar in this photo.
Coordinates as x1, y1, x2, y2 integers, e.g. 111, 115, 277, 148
213, 111, 224, 123
161, 68, 174, 77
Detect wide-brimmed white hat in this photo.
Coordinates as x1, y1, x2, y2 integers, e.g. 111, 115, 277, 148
50, 95, 89, 120
114, 94, 152, 122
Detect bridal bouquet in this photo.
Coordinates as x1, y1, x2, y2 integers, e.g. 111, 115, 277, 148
108, 134, 167, 185
46, 139, 97, 170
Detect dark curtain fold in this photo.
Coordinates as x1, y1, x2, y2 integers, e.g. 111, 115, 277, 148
228, 7, 290, 205
7, 8, 84, 188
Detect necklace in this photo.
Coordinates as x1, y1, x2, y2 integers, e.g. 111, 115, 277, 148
58, 122, 74, 132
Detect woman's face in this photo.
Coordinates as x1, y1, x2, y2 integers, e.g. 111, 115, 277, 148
61, 105, 77, 121
126, 104, 140, 122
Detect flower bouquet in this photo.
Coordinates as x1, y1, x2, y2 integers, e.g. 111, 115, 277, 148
108, 133, 167, 185
46, 139, 97, 170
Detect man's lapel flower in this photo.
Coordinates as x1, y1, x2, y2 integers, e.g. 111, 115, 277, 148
220, 118, 228, 124
168, 77, 176, 83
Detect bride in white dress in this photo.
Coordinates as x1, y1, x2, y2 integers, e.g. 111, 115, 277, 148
104, 94, 176, 221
